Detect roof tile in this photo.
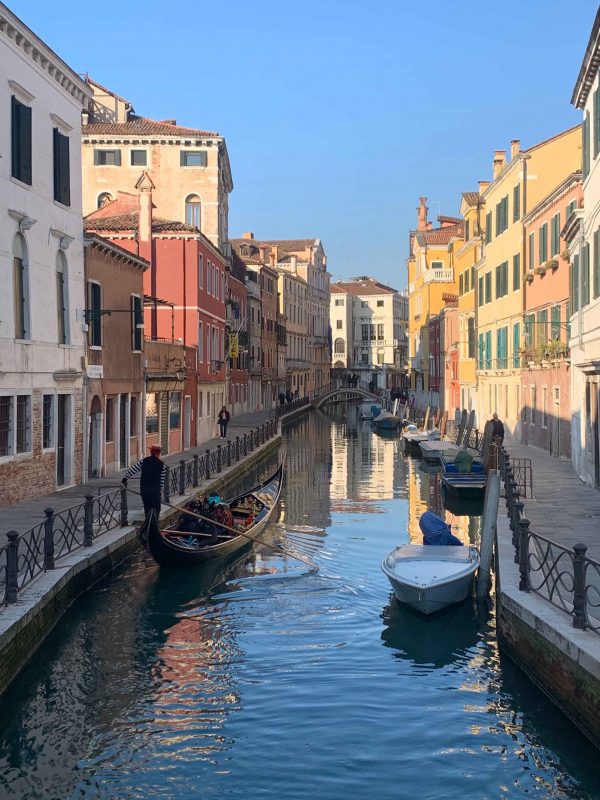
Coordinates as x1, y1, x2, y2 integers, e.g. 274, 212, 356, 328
83, 115, 219, 138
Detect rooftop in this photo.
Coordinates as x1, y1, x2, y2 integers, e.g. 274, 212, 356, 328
84, 211, 200, 234
82, 114, 220, 138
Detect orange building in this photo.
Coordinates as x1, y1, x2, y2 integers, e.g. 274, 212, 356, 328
520, 172, 582, 456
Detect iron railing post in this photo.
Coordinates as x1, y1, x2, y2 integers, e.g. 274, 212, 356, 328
205, 450, 211, 479
518, 518, 530, 592
164, 466, 171, 504
193, 454, 199, 487
573, 543, 588, 630
179, 460, 185, 495
243, 433, 247, 456
217, 445, 222, 473
84, 494, 94, 545
227, 440, 232, 467
236, 436, 240, 461
5, 531, 19, 604
43, 508, 55, 569
120, 485, 128, 527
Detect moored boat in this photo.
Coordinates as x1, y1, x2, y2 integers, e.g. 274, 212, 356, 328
371, 406, 403, 430
440, 450, 486, 498
138, 463, 284, 566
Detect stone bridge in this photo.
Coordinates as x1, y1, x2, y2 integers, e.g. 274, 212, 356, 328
311, 387, 381, 410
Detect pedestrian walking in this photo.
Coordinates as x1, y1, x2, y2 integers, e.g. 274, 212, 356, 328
121, 444, 166, 519
286, 390, 292, 404
218, 406, 231, 439
278, 392, 286, 407
490, 412, 505, 445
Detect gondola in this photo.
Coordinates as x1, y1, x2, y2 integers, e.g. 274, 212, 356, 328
138, 463, 284, 567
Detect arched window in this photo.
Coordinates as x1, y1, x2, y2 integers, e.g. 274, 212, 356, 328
13, 233, 29, 339
97, 192, 113, 208
56, 251, 69, 344
334, 337, 345, 354
185, 194, 201, 228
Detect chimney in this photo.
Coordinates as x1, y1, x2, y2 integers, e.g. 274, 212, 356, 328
511, 139, 521, 159
242, 231, 254, 239
269, 251, 276, 267
417, 197, 428, 231
493, 150, 506, 179
135, 171, 155, 258
478, 180, 490, 195
160, 119, 177, 126
290, 255, 298, 272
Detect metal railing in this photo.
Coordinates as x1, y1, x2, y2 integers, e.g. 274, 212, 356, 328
499, 445, 599, 634
0, 408, 299, 606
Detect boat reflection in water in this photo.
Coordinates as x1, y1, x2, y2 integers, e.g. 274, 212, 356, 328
380, 596, 485, 670
442, 485, 485, 517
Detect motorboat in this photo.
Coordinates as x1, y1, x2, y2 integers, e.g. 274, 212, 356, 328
403, 427, 441, 446
381, 511, 479, 615
359, 401, 380, 420
419, 440, 479, 463
371, 406, 403, 431
440, 450, 487, 499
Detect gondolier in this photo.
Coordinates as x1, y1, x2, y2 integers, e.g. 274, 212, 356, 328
121, 444, 166, 519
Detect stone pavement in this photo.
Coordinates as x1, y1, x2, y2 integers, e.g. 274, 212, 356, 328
504, 439, 600, 562
0, 407, 282, 542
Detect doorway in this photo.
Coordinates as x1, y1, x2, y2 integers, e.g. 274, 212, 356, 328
552, 387, 560, 458
89, 395, 102, 478
56, 395, 71, 486
119, 394, 128, 469
184, 395, 191, 450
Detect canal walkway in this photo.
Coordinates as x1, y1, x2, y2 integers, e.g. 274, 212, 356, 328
0, 407, 279, 543
504, 439, 600, 562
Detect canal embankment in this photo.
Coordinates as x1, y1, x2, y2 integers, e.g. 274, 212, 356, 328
496, 439, 600, 747
0, 404, 297, 696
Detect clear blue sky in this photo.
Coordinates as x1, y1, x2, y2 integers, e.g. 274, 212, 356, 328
10, 0, 595, 289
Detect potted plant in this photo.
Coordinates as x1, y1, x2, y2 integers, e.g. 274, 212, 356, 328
525, 272, 534, 283
561, 248, 570, 263
548, 258, 559, 271
534, 265, 546, 276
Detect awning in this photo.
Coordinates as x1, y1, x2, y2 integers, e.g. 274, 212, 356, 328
146, 374, 184, 392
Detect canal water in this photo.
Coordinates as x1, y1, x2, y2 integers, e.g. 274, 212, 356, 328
1, 407, 600, 800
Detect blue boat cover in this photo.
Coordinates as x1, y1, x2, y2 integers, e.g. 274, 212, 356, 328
371, 405, 381, 418
419, 511, 463, 546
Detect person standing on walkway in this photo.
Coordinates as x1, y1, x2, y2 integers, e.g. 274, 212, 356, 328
218, 406, 231, 439
120, 444, 166, 519
490, 412, 505, 445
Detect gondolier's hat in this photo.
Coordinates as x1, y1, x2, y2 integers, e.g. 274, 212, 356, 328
150, 444, 162, 454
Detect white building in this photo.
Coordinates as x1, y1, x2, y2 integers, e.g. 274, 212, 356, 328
0, 4, 90, 506
569, 8, 600, 489
330, 277, 408, 389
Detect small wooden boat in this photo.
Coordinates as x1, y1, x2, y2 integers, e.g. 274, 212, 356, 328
440, 451, 486, 498
419, 409, 473, 462
138, 463, 283, 566
371, 407, 403, 430
382, 544, 479, 615
359, 401, 380, 420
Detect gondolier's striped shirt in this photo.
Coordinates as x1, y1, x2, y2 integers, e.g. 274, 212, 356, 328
122, 457, 166, 491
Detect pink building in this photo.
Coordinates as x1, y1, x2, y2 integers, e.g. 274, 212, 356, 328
519, 172, 582, 457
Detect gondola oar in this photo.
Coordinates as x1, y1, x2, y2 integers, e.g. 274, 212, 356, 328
126, 486, 316, 570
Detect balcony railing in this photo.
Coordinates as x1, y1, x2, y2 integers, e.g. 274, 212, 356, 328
424, 268, 454, 283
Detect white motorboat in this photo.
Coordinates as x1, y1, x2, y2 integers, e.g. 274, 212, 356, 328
403, 427, 440, 445
419, 440, 480, 463
381, 544, 480, 615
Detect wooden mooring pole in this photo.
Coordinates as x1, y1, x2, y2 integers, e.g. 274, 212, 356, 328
476, 469, 501, 599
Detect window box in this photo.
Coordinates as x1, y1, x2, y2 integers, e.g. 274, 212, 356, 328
534, 266, 546, 276
548, 259, 559, 271
525, 273, 534, 284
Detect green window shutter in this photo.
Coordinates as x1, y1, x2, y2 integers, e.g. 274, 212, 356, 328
528, 232, 535, 270
512, 253, 520, 291
594, 227, 600, 299
478, 333, 484, 369
583, 242, 590, 306
595, 89, 599, 159
584, 113, 590, 178
486, 212, 492, 244
478, 276, 484, 307
537, 309, 548, 345
495, 265, 500, 298
539, 224, 547, 264
573, 254, 580, 312
459, 274, 464, 295
513, 322, 520, 366
485, 272, 492, 303
551, 305, 561, 340
485, 331, 492, 369
464, 269, 469, 293
513, 185, 520, 222
495, 202, 501, 236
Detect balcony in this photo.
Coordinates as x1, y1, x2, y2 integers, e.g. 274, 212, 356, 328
423, 268, 454, 284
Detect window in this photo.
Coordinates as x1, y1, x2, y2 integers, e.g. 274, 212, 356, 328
467, 317, 475, 358
485, 271, 492, 304
105, 398, 114, 441
571, 254, 580, 313
88, 281, 102, 347
94, 149, 121, 166
478, 333, 485, 369
459, 274, 464, 295
551, 213, 561, 257
0, 397, 12, 457
524, 313, 535, 348
464, 269, 469, 293
512, 253, 520, 291
495, 261, 508, 298
541, 386, 548, 428
56, 251, 69, 345
198, 320, 203, 362
497, 326, 508, 369
377, 300, 384, 307
485, 330, 492, 369
361, 353, 369, 364
198, 253, 203, 289
130, 395, 138, 436
430, 260, 443, 270
377, 352, 385, 365
513, 322, 520, 367
582, 243, 590, 307
207, 261, 212, 295
336, 319, 342, 329
566, 200, 577, 220
377, 323, 384, 340
361, 301, 368, 308
43, 394, 54, 449
97, 192, 113, 208
11, 96, 32, 185
334, 337, 344, 353
362, 324, 369, 342
185, 194, 201, 228
169, 392, 181, 428
513, 185, 521, 222
180, 151, 207, 167
539, 223, 548, 264
551, 305, 561, 340
537, 309, 548, 345
496, 196, 509, 235
334, 298, 344, 306
583, 111, 591, 179
146, 393, 158, 434
131, 294, 143, 351
53, 128, 70, 205
485, 212, 492, 244
13, 234, 29, 340
15, 395, 30, 454
528, 232, 535, 270
531, 386, 537, 425
478, 275, 484, 307
130, 149, 147, 166
370, 324, 376, 341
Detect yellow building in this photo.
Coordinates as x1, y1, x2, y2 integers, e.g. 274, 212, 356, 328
455, 188, 487, 419
407, 198, 464, 409
476, 129, 581, 435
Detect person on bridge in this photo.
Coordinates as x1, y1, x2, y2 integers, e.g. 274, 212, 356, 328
120, 444, 166, 519
490, 412, 505, 445
218, 406, 231, 439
